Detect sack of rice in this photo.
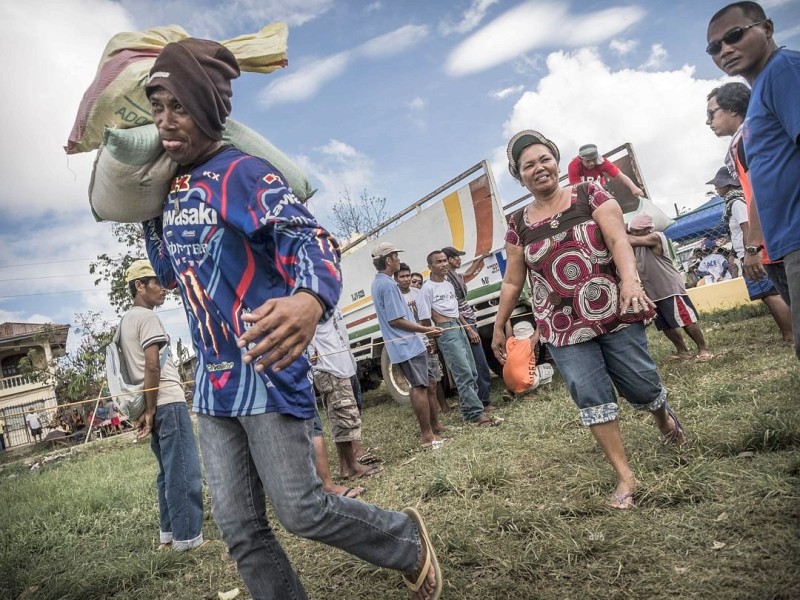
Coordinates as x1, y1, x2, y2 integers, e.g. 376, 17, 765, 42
89, 119, 315, 222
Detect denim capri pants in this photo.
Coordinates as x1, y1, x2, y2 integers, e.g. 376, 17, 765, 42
546, 322, 667, 426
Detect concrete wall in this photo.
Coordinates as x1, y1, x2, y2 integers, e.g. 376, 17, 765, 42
686, 277, 756, 312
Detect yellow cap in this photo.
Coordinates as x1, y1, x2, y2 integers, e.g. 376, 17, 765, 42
125, 259, 157, 282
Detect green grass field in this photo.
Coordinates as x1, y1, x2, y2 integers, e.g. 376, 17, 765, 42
1, 306, 798, 600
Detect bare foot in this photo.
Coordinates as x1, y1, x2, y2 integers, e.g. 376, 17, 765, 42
695, 351, 714, 362
324, 483, 365, 498
341, 464, 383, 479
409, 564, 437, 599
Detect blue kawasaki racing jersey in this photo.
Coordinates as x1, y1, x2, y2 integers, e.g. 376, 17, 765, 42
144, 145, 341, 418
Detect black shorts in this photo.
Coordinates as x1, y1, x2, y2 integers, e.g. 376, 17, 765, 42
397, 352, 430, 388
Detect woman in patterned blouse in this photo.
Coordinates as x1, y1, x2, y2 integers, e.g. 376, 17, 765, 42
491, 130, 688, 510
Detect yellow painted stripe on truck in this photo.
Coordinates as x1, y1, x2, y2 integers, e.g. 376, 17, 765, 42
443, 190, 464, 250
341, 295, 373, 313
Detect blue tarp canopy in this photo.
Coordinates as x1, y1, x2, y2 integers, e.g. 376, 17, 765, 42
663, 196, 726, 243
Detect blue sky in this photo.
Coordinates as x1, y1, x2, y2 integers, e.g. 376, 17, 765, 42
1, 0, 798, 352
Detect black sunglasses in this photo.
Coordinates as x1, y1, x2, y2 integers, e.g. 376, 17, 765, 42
706, 20, 767, 55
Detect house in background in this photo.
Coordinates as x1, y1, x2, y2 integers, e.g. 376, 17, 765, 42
0, 322, 70, 447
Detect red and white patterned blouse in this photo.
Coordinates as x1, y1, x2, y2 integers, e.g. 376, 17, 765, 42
506, 183, 651, 347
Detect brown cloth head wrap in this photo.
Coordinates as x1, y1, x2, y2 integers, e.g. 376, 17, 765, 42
146, 38, 240, 141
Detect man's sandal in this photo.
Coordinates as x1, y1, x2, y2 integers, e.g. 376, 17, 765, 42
401, 507, 443, 599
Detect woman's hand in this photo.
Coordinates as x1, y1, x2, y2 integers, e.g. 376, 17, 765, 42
618, 279, 655, 314
491, 327, 508, 365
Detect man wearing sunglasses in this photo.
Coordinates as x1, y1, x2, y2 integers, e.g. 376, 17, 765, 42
707, 2, 800, 360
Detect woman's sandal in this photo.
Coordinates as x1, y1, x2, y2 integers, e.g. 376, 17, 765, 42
608, 491, 636, 510
663, 407, 688, 447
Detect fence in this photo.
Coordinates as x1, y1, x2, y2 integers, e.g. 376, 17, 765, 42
0, 395, 121, 450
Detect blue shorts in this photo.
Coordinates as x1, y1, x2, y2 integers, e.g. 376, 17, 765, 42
546, 323, 667, 426
744, 274, 778, 301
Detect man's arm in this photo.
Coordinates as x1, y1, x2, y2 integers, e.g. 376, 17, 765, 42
567, 158, 581, 185
612, 171, 645, 197
143, 218, 177, 289
460, 314, 480, 343
462, 252, 491, 284
626, 232, 663, 253
390, 317, 441, 338
137, 343, 161, 439
742, 194, 768, 280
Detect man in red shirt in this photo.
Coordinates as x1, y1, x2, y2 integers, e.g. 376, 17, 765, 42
567, 144, 644, 197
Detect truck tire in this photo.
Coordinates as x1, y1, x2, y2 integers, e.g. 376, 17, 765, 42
380, 347, 412, 405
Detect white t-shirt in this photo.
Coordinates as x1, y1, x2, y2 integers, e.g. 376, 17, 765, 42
698, 253, 731, 285
728, 198, 748, 258
25, 412, 41, 429
418, 279, 459, 320
309, 307, 356, 379
118, 306, 185, 405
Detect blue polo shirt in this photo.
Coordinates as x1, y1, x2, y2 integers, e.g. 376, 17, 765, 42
743, 48, 800, 259
371, 273, 426, 363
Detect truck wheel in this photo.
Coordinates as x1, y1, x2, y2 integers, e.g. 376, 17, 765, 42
380, 347, 412, 405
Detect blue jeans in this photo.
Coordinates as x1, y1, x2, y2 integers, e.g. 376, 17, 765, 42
437, 320, 484, 422
546, 323, 667, 426
468, 323, 492, 405
198, 412, 422, 600
150, 402, 204, 550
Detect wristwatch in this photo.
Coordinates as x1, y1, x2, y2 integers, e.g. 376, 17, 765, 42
745, 244, 764, 256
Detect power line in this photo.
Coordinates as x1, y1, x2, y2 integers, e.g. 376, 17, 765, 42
0, 274, 96, 283
0, 258, 97, 269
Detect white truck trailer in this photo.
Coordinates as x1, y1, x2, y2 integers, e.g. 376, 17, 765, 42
340, 161, 526, 403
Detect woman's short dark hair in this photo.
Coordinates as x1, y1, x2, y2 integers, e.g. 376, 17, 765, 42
707, 82, 750, 116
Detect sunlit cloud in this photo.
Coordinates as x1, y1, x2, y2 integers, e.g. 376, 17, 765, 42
439, 0, 500, 36
445, 2, 645, 76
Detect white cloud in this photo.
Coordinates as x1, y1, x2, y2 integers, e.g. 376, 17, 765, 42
119, 0, 334, 37
777, 22, 800, 44
261, 24, 428, 106
408, 97, 426, 110
319, 139, 360, 159
496, 48, 732, 216
365, 2, 382, 13
439, 0, 500, 36
259, 52, 350, 107
358, 25, 429, 59
0, 309, 58, 326
445, 2, 645, 76
640, 43, 668, 69
295, 141, 377, 227
0, 0, 135, 219
514, 54, 544, 75
489, 85, 525, 100
609, 38, 637, 56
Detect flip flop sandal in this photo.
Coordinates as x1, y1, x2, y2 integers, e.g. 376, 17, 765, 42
357, 452, 382, 465
663, 407, 688, 447
609, 491, 636, 510
401, 507, 443, 599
